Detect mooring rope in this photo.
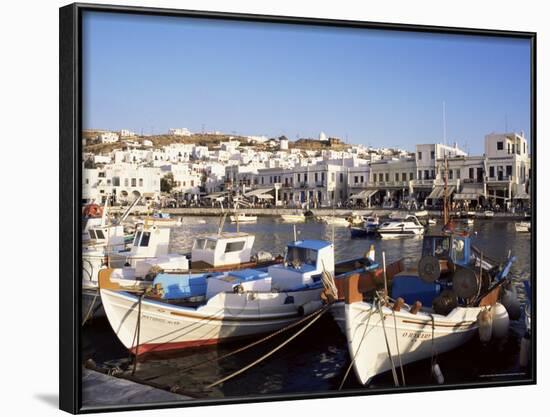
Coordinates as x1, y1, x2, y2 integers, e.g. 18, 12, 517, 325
81, 289, 100, 326
173, 304, 329, 375
378, 299, 400, 387
132, 293, 144, 376
205, 303, 331, 389
391, 308, 406, 386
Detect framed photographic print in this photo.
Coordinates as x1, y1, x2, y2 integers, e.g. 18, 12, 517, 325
60, 2, 536, 413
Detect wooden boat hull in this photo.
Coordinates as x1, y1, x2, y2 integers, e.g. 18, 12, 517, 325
345, 302, 490, 385
100, 286, 323, 355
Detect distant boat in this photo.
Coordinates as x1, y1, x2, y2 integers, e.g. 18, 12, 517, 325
317, 216, 350, 227
484, 210, 495, 218
428, 218, 437, 225
349, 216, 379, 238
230, 214, 257, 223
133, 212, 183, 227
414, 210, 429, 218
280, 212, 306, 222
515, 221, 531, 233
377, 215, 424, 238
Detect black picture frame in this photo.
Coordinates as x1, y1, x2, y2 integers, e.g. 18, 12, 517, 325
59, 3, 536, 414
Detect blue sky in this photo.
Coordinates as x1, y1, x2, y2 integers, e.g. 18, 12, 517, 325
82, 11, 531, 154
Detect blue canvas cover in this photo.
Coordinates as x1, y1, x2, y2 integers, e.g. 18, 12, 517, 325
227, 268, 269, 282
153, 273, 212, 299
391, 275, 441, 306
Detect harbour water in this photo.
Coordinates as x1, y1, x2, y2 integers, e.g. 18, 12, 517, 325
82, 216, 532, 399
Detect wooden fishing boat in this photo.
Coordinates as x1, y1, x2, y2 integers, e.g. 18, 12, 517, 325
99, 239, 377, 355
343, 226, 516, 385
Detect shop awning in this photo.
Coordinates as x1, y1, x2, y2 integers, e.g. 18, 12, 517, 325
244, 187, 274, 197
454, 184, 484, 200
256, 194, 274, 200
427, 186, 455, 200
350, 189, 378, 200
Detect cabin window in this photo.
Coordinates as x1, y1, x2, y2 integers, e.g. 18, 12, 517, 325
422, 236, 450, 257
133, 231, 141, 246
89, 230, 96, 239
452, 238, 465, 263
95, 230, 105, 240
286, 247, 317, 267
193, 238, 206, 250
225, 241, 246, 253
205, 240, 217, 250
140, 232, 151, 247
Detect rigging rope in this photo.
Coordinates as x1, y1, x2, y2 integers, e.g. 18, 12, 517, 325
205, 304, 331, 389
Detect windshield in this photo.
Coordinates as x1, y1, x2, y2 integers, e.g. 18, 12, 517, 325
286, 246, 317, 268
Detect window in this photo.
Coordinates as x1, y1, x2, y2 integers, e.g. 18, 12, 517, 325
395, 173, 399, 181
497, 141, 503, 150
193, 238, 206, 250
139, 178, 143, 187
112, 177, 120, 186
489, 166, 495, 178
354, 176, 358, 184
339, 173, 344, 183
524, 143, 526, 154
456, 169, 461, 179
449, 170, 453, 179
506, 165, 512, 177
286, 247, 317, 267
225, 240, 246, 253
140, 232, 151, 247
360, 175, 364, 183
431, 151, 435, 159
385, 173, 389, 182
379, 173, 384, 182
402, 173, 407, 181
85, 179, 89, 185
124, 178, 129, 187
304, 174, 308, 182
424, 170, 429, 180
410, 172, 414, 180
431, 170, 435, 179
88, 230, 96, 239
261, 177, 264, 184
314, 173, 318, 182
418, 152, 422, 160
297, 173, 301, 182
321, 173, 325, 182
469, 168, 474, 179
131, 178, 136, 187
206, 240, 217, 250
95, 230, 105, 240
418, 170, 422, 180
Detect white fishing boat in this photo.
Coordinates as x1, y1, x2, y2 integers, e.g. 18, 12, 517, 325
377, 215, 424, 237
230, 214, 258, 223
484, 210, 495, 218
99, 239, 380, 354
428, 218, 437, 225
280, 212, 306, 222
317, 216, 350, 227
343, 228, 516, 385
515, 221, 531, 233
414, 210, 429, 218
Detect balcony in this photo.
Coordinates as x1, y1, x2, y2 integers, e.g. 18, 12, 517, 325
487, 175, 514, 183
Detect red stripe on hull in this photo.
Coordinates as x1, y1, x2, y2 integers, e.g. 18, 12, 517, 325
130, 334, 258, 357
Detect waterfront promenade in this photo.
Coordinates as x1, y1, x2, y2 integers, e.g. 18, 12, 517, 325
107, 206, 529, 219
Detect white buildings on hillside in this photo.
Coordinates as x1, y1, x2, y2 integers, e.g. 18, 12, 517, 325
98, 131, 119, 143
168, 128, 192, 136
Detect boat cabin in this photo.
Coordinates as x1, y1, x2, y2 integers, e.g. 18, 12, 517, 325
191, 232, 255, 268
87, 224, 126, 250
421, 232, 472, 267
130, 224, 171, 258
268, 240, 335, 290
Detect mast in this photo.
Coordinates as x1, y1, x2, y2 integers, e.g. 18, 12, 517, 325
443, 156, 449, 225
